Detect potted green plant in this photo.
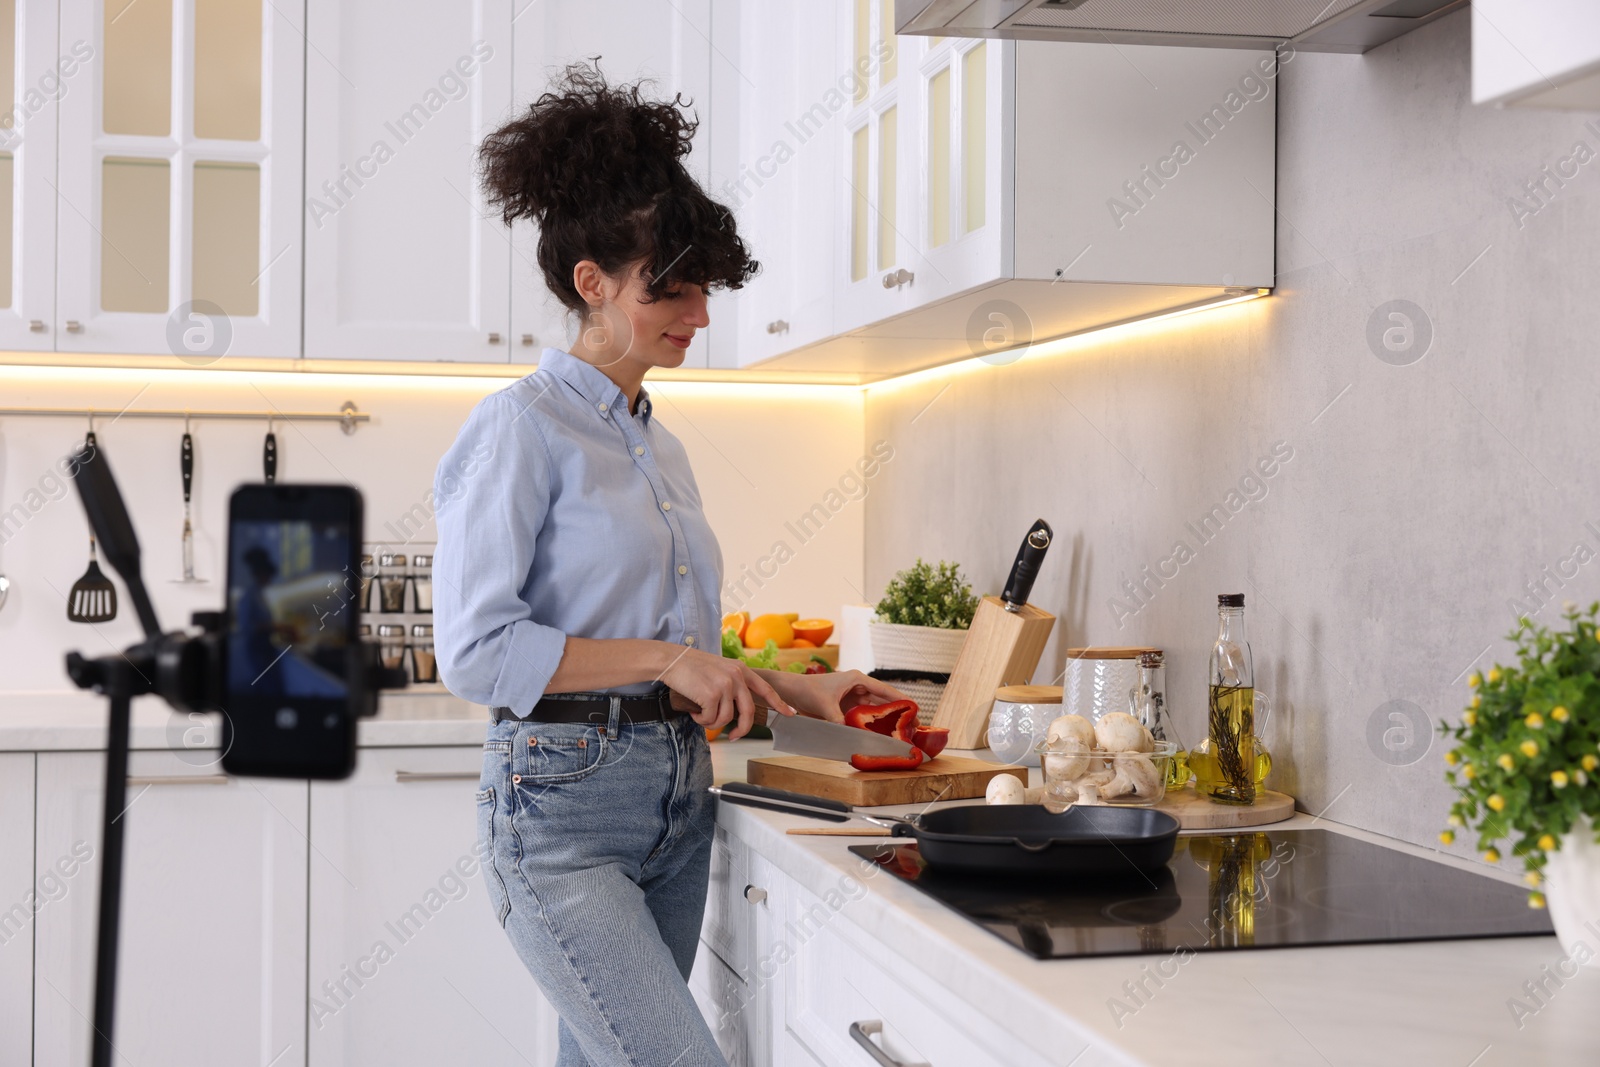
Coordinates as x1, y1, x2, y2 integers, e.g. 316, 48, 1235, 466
870, 559, 980, 674
1439, 604, 1600, 964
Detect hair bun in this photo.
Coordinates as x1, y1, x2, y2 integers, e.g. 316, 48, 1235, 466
480, 58, 696, 226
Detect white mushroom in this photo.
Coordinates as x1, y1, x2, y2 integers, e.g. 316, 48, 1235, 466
1101, 754, 1163, 800
1094, 711, 1154, 753
1046, 713, 1096, 749
1023, 784, 1046, 805
1074, 782, 1104, 805
1043, 714, 1096, 778
985, 774, 1027, 805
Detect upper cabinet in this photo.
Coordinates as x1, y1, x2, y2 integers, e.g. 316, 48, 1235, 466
57, 0, 303, 358
509, 0, 713, 369
718, 0, 839, 369
730, 4, 1276, 380
0, 0, 59, 352
1473, 0, 1600, 110
303, 0, 512, 362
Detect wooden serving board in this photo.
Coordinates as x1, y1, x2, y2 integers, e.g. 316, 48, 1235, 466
1155, 786, 1295, 829
746, 754, 1025, 807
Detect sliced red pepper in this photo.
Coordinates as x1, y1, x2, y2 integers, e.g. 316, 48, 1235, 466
843, 699, 919, 744
911, 726, 949, 760
849, 748, 926, 772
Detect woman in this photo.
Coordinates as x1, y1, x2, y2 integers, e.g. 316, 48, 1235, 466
432, 63, 908, 1067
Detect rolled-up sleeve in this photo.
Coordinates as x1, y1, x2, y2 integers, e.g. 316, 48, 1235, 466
432, 392, 568, 709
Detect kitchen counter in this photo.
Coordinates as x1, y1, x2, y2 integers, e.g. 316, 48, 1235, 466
6, 699, 1596, 1065
709, 743, 1600, 1067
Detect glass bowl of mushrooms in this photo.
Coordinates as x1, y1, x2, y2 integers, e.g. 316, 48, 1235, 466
1033, 711, 1177, 809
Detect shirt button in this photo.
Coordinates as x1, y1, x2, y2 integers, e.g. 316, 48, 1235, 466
678, 564, 688, 575
597, 402, 608, 414
634, 446, 645, 455
661, 501, 672, 511
684, 635, 696, 646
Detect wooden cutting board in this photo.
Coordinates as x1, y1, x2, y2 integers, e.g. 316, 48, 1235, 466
1156, 786, 1295, 829
746, 754, 1025, 806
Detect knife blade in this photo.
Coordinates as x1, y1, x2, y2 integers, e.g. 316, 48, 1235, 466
762, 708, 918, 762
1000, 518, 1052, 612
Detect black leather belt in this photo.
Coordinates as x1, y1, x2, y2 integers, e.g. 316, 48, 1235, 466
490, 686, 680, 725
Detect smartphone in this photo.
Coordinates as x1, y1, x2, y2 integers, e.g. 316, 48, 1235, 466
221, 484, 364, 779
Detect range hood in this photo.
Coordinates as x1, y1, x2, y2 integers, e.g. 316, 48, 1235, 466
895, 0, 1467, 54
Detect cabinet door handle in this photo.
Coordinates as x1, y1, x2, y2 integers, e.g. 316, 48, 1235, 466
766, 319, 788, 334
521, 333, 535, 346
65, 320, 83, 332
126, 774, 228, 786
394, 770, 479, 783
28, 319, 45, 332
487, 332, 502, 344
743, 884, 767, 904
849, 1020, 926, 1066
880, 269, 914, 290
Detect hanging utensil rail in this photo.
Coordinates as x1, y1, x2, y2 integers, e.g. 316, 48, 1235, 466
0, 400, 369, 434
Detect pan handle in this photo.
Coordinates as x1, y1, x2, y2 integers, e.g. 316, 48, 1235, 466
711, 782, 853, 823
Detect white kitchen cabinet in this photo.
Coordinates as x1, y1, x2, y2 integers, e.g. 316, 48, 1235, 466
303, 0, 513, 362
509, 0, 715, 368
720, 0, 840, 370
56, 0, 304, 358
32, 751, 308, 1067
1473, 0, 1600, 110
0, 754, 35, 1067
306, 745, 558, 1067
746, 24, 1275, 381
0, 1, 59, 352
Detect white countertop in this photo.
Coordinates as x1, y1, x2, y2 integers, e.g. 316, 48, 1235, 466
708, 742, 1600, 1067
5, 697, 1596, 1065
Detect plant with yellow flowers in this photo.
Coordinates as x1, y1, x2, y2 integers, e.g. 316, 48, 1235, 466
1439, 604, 1600, 907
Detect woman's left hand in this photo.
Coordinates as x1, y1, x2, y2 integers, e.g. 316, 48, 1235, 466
788, 670, 911, 724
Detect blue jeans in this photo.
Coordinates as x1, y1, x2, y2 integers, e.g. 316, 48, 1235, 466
476, 692, 725, 1067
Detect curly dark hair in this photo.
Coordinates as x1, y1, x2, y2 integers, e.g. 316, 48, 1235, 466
478, 59, 758, 316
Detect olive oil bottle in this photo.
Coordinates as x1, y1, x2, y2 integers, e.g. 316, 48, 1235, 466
1193, 594, 1259, 804
1131, 650, 1189, 789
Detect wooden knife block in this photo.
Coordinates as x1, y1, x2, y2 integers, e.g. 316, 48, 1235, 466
933, 595, 1055, 749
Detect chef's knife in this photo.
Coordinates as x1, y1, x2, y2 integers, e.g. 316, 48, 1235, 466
761, 707, 918, 762
180, 431, 195, 581
1000, 518, 1052, 612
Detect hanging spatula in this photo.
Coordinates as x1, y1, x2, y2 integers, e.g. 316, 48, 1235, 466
67, 431, 118, 623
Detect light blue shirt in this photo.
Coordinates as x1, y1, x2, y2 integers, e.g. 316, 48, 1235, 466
432, 347, 724, 711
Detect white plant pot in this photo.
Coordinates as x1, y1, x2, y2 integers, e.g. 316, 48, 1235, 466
1545, 813, 1600, 969
868, 620, 969, 673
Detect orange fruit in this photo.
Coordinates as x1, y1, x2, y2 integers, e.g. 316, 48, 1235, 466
790, 637, 816, 648
782, 612, 800, 623
721, 611, 749, 643
791, 619, 833, 645
744, 614, 794, 649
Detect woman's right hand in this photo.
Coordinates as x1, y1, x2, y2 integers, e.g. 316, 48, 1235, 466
658, 646, 796, 740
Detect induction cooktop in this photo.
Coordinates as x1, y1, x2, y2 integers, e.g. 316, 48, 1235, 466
850, 828, 1554, 960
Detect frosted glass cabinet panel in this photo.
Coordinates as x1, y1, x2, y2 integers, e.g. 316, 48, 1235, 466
57, 0, 303, 357
0, 0, 58, 350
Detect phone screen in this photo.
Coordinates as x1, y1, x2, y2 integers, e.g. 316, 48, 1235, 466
222, 485, 363, 779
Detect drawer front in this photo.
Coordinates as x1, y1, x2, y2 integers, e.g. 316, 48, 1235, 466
781, 880, 1047, 1067
690, 942, 756, 1067
702, 824, 755, 978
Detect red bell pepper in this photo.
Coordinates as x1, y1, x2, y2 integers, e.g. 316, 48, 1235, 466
848, 748, 926, 772
843, 699, 919, 743
911, 726, 949, 759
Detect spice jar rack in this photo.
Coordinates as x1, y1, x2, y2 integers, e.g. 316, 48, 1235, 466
358, 543, 440, 688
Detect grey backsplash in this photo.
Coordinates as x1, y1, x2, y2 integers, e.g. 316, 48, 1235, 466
864, 9, 1600, 856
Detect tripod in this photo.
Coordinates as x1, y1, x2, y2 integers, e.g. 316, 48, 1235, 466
64, 439, 400, 1067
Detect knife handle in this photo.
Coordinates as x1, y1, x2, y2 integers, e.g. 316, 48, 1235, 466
181, 432, 193, 503
1001, 518, 1052, 609
713, 782, 853, 821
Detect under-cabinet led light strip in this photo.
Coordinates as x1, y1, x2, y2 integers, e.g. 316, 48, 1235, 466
0, 289, 1270, 393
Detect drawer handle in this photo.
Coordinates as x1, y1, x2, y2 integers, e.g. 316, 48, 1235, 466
394, 770, 480, 783
849, 1020, 926, 1066
126, 774, 228, 786
743, 884, 767, 904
